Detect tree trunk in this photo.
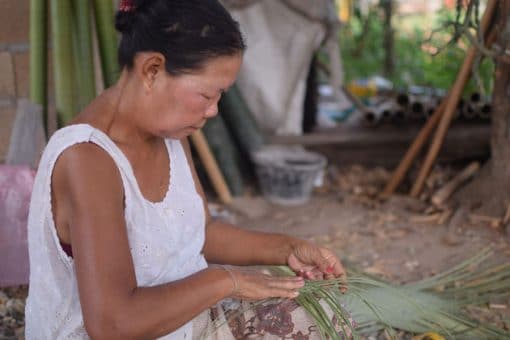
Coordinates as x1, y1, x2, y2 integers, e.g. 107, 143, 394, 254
381, 0, 394, 77
457, 0, 510, 216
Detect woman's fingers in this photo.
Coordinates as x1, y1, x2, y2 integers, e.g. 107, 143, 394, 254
265, 276, 304, 298
303, 268, 324, 280
295, 266, 320, 280
265, 275, 304, 286
268, 287, 300, 299
289, 242, 344, 278
320, 249, 347, 278
233, 270, 305, 300
322, 255, 348, 293
330, 257, 347, 279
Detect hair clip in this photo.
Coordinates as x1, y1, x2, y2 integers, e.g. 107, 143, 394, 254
119, 0, 136, 12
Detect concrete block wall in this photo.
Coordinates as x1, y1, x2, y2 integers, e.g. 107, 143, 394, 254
0, 0, 30, 163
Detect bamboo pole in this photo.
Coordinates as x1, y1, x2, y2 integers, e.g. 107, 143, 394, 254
190, 130, 233, 204
72, 0, 96, 109
51, 0, 76, 124
29, 0, 48, 135
410, 0, 497, 197
219, 85, 266, 154
201, 116, 245, 196
380, 100, 445, 198
93, 0, 119, 87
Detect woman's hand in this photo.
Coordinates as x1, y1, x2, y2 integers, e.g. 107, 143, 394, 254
224, 267, 305, 301
287, 241, 347, 290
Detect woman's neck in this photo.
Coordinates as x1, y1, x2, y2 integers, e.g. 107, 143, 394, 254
72, 70, 160, 147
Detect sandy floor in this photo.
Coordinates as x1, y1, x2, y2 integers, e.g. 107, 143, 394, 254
228, 192, 510, 284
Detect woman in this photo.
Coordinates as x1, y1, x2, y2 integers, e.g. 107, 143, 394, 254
25, 0, 347, 338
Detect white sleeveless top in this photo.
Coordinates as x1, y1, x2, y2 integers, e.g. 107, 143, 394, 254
25, 124, 208, 339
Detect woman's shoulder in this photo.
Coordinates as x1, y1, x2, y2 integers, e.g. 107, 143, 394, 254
49, 133, 124, 201
33, 124, 123, 210
44, 124, 97, 153
40, 124, 119, 177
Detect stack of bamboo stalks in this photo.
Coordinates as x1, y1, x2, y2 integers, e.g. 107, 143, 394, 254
361, 90, 492, 127
30, 0, 118, 128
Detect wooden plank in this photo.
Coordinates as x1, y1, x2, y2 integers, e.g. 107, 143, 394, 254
270, 123, 489, 147
269, 123, 490, 167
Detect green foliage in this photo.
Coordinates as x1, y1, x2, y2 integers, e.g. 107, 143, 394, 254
338, 5, 495, 95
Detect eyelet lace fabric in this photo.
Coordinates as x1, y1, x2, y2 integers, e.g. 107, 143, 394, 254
25, 124, 207, 339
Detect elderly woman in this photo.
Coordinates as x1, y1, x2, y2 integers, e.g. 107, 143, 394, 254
24, 0, 347, 338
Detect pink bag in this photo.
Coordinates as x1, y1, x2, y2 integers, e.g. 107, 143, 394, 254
0, 165, 35, 287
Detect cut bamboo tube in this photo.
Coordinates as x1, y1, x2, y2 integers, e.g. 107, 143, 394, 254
29, 0, 48, 135
478, 103, 492, 120
51, 0, 76, 124
362, 109, 384, 127
396, 92, 409, 107
410, 0, 497, 197
380, 100, 445, 198
190, 130, 233, 204
463, 103, 478, 119
409, 97, 425, 120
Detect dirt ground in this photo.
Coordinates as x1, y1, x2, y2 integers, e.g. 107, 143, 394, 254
1, 164, 510, 339
229, 193, 509, 284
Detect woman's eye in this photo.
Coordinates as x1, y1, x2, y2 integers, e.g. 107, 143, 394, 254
201, 94, 212, 100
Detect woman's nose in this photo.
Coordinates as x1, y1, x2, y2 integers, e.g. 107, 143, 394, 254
205, 102, 219, 118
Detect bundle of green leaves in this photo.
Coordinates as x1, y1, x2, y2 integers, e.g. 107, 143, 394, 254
205, 248, 510, 339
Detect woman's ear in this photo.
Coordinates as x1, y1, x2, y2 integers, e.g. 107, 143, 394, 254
136, 52, 166, 90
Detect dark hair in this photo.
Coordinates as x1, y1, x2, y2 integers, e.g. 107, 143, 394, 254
115, 0, 246, 75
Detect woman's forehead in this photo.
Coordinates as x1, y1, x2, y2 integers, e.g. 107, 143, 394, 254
178, 55, 242, 86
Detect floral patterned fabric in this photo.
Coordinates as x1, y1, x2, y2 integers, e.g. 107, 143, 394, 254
194, 298, 355, 339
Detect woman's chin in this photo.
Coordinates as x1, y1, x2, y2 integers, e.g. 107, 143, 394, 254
163, 127, 198, 140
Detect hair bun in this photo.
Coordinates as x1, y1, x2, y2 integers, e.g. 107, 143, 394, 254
115, 10, 137, 34
115, 0, 159, 33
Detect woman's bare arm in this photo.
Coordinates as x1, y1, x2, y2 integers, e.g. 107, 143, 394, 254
181, 138, 346, 283
180, 138, 306, 266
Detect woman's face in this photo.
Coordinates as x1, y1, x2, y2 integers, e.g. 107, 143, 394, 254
140, 54, 243, 139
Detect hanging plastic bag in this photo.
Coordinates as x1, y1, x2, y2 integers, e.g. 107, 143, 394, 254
0, 164, 36, 287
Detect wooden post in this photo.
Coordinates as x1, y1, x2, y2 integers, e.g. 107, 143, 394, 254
190, 130, 233, 205
409, 0, 498, 197
380, 100, 445, 198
